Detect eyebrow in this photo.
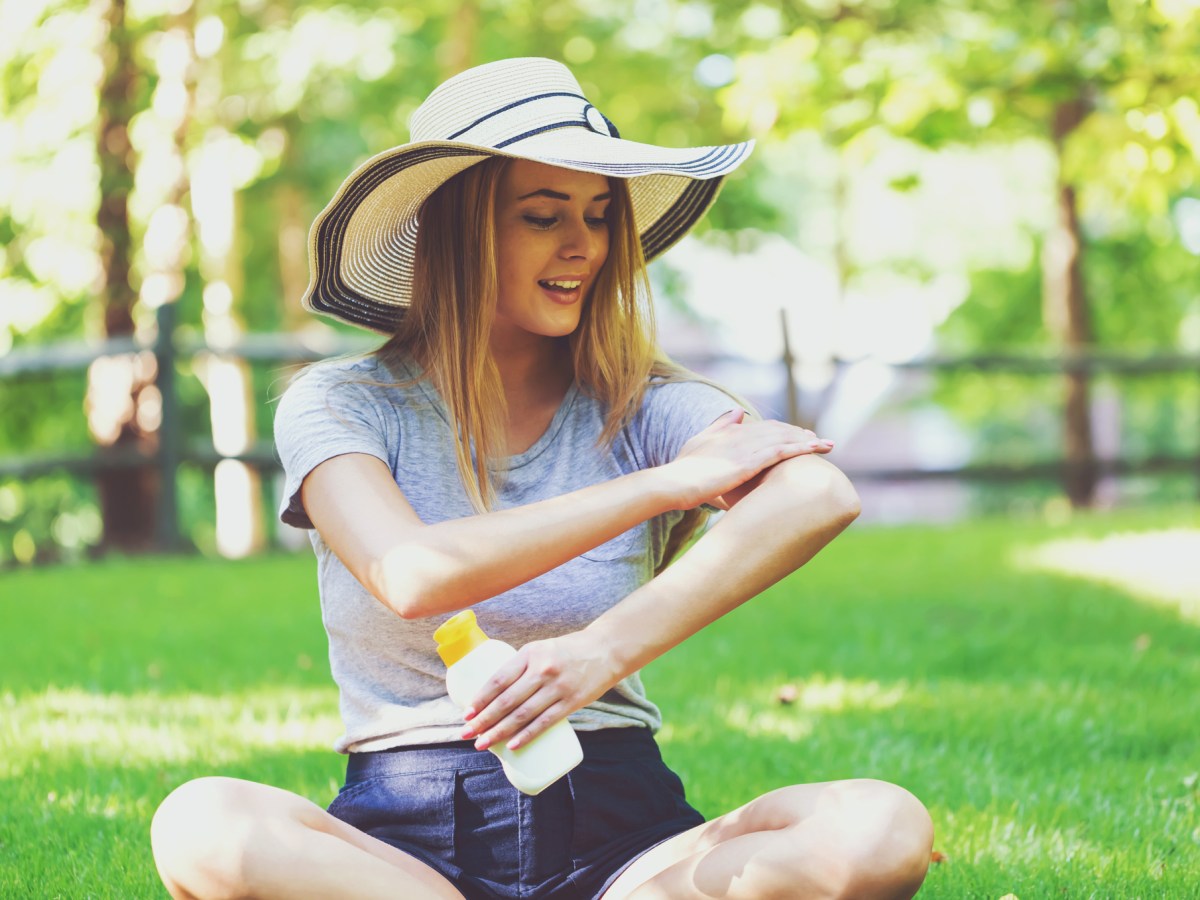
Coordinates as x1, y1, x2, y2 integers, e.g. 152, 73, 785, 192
516, 188, 612, 202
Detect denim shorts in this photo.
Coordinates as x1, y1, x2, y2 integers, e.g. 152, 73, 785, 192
327, 727, 705, 899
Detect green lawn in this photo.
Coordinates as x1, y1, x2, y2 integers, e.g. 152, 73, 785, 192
2, 509, 1198, 898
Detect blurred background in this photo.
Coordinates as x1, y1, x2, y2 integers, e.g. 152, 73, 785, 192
2, 0, 1198, 568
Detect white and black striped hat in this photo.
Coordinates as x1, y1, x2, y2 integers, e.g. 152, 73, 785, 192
302, 57, 755, 334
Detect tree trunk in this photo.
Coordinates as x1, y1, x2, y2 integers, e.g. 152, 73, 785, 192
90, 0, 159, 552
1042, 96, 1097, 508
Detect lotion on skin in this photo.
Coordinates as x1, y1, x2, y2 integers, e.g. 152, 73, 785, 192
434, 610, 584, 796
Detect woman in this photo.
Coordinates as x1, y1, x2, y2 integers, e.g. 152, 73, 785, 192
151, 58, 934, 899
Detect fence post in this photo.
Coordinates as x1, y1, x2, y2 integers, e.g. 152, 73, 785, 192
780, 307, 799, 425
154, 301, 182, 552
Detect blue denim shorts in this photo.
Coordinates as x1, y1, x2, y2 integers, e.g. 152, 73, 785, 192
327, 727, 705, 899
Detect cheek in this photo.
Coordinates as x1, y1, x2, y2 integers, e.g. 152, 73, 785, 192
596, 230, 612, 267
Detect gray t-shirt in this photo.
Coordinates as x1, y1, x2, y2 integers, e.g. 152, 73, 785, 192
273, 352, 736, 753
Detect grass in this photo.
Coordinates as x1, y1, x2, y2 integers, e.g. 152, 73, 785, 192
2, 508, 1198, 898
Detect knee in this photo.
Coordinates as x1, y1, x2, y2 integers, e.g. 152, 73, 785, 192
151, 776, 260, 900
831, 779, 934, 900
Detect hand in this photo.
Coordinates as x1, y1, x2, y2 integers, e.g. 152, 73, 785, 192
661, 408, 835, 510
458, 631, 619, 752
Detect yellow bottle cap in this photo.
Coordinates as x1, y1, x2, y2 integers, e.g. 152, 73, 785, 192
433, 610, 489, 667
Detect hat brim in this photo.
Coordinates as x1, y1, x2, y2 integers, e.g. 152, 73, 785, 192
303, 134, 753, 334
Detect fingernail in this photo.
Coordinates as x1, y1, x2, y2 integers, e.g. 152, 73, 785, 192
809, 441, 822, 449
463, 707, 476, 720
474, 738, 488, 751
507, 739, 520, 750
460, 727, 475, 740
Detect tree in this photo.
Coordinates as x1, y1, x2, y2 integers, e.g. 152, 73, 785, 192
717, 0, 1200, 506
90, 0, 162, 551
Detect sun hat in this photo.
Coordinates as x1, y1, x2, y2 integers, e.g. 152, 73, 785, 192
302, 57, 755, 335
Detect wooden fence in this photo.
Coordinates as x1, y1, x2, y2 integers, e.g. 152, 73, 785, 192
1, 302, 1197, 553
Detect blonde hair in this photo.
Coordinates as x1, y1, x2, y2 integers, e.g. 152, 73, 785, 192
290, 157, 752, 572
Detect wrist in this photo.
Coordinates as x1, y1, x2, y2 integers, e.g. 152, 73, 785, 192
633, 464, 691, 513
581, 586, 657, 679
643, 461, 698, 512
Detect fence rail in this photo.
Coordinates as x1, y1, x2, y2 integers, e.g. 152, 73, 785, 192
2, 303, 1198, 552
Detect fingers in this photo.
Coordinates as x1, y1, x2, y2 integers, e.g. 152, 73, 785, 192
461, 654, 530, 723
504, 700, 572, 751
467, 687, 567, 752
461, 647, 568, 751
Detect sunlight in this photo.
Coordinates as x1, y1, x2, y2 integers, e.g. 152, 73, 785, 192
214, 458, 262, 558
713, 677, 907, 742
3, 686, 341, 772
1015, 529, 1200, 622
84, 351, 157, 446
780, 675, 908, 713
939, 806, 1104, 870
723, 702, 815, 742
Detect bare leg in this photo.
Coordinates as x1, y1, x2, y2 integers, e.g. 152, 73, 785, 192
151, 776, 466, 900
602, 779, 934, 900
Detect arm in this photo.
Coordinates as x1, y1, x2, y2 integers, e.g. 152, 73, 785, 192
461, 452, 859, 750
300, 410, 830, 619
586, 453, 860, 673
302, 453, 677, 619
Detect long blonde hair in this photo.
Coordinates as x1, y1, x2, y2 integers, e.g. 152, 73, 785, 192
299, 157, 750, 571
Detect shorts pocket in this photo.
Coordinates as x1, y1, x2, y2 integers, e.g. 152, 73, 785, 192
327, 769, 457, 859
565, 757, 696, 865
451, 765, 521, 885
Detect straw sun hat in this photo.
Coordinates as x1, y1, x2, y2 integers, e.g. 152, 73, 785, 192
302, 57, 755, 334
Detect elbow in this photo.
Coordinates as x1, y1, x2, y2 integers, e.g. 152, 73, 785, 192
385, 574, 452, 621
371, 543, 447, 620
374, 575, 423, 620
828, 467, 861, 529
383, 581, 445, 621
765, 454, 861, 531
387, 592, 425, 620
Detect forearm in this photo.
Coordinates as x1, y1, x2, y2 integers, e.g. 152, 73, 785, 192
388, 467, 676, 618
583, 454, 860, 676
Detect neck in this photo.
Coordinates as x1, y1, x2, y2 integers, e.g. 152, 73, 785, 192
488, 331, 573, 406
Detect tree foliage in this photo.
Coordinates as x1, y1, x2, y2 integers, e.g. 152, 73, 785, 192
1, 0, 1198, 564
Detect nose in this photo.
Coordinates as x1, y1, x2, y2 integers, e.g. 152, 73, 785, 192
558, 215, 605, 263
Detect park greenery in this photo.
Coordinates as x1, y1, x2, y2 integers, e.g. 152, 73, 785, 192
1, 509, 1197, 895
2, 6, 1199, 896
1, 0, 1199, 564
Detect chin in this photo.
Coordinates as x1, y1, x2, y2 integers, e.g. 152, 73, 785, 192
536, 315, 583, 338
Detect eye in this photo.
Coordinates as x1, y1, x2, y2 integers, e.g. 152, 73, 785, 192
586, 217, 609, 230
523, 215, 556, 229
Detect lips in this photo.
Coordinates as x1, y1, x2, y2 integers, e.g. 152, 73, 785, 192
537, 275, 587, 305
538, 282, 582, 304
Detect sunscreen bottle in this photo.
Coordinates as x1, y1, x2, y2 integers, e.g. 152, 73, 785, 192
434, 610, 584, 796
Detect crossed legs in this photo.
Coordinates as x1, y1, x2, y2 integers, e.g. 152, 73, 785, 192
150, 776, 932, 899
602, 779, 934, 899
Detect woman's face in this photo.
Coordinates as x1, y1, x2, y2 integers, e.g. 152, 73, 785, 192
492, 159, 611, 347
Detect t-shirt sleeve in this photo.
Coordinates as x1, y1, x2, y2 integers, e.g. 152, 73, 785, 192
273, 366, 392, 530
632, 379, 740, 470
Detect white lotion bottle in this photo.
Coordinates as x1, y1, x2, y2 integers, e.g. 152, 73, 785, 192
434, 610, 584, 796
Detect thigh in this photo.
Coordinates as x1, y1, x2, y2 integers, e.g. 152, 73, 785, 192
154, 775, 466, 898
599, 778, 924, 899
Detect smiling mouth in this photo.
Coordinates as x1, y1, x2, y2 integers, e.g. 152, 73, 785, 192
537, 279, 585, 304
538, 279, 584, 293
